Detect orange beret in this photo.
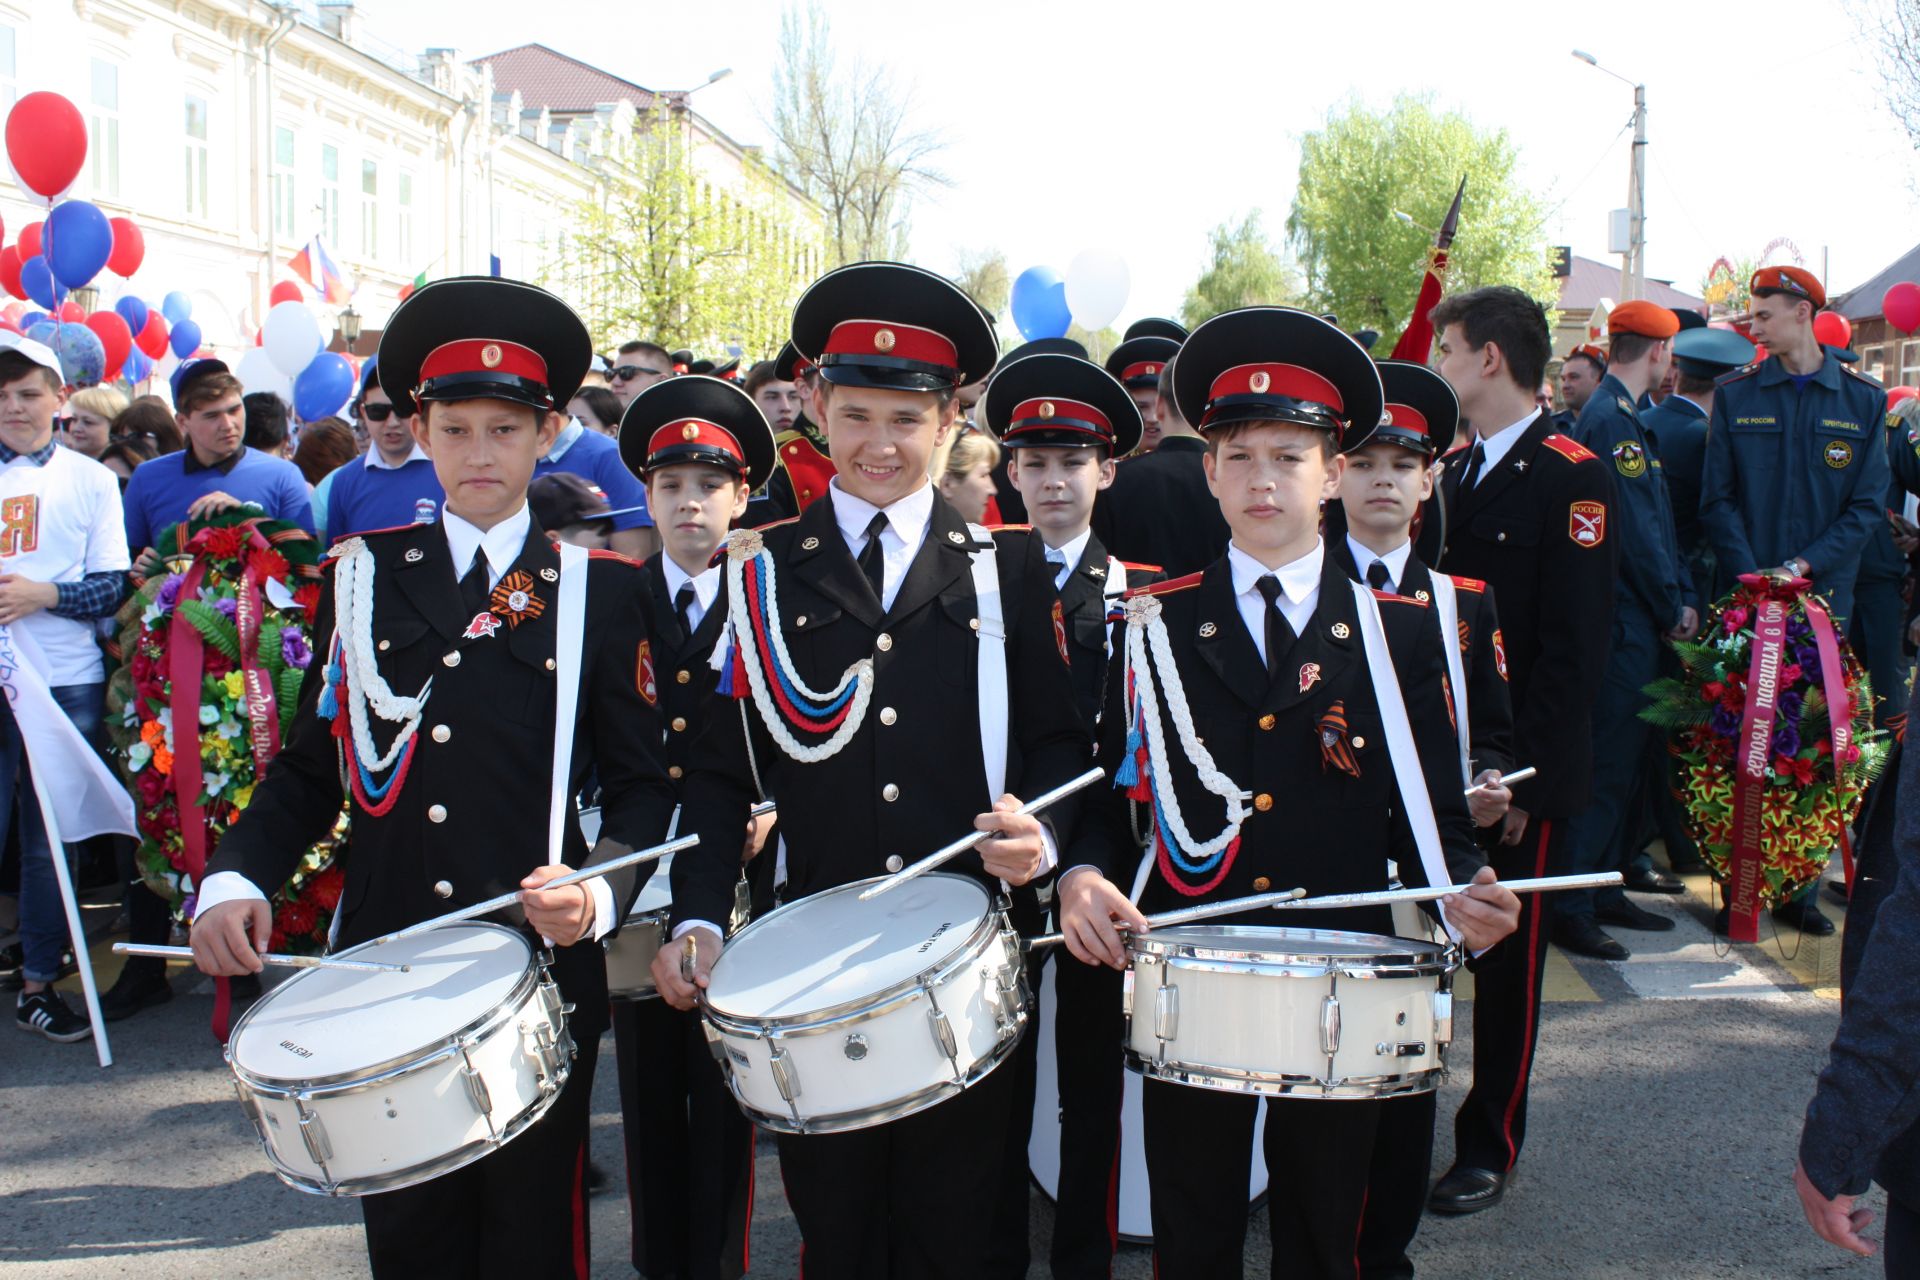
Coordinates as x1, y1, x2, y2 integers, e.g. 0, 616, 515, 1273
1608, 300, 1680, 339
1748, 265, 1826, 310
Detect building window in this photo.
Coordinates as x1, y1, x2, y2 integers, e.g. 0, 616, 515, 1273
183, 95, 209, 219
396, 170, 414, 265
89, 60, 119, 199
1862, 344, 1888, 385
319, 144, 340, 245
0, 26, 17, 110
1903, 340, 1920, 388
360, 159, 378, 258
273, 127, 297, 240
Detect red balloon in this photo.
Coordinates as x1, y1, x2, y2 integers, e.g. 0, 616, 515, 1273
84, 310, 132, 381
56, 299, 83, 323
1885, 282, 1920, 335
269, 280, 305, 307
2, 302, 23, 324
135, 310, 169, 359
0, 320, 19, 336
1752, 344, 1770, 364
0, 246, 22, 301
1890, 386, 1919, 408
106, 217, 145, 277
17, 219, 42, 260
5, 92, 88, 198
1812, 311, 1853, 349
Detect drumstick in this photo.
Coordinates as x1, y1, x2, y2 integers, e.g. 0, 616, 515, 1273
1273, 871, 1623, 911
680, 934, 699, 983
113, 942, 410, 975
366, 832, 702, 947
857, 767, 1107, 901
1024, 887, 1309, 950
1465, 765, 1535, 795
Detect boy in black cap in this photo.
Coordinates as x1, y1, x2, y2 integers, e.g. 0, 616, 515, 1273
1106, 332, 1179, 454
189, 276, 678, 1278
1057, 307, 1520, 1280
609, 375, 776, 1280
651, 261, 1089, 1278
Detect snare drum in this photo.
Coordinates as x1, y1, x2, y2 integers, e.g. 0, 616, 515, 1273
605, 853, 674, 1000
226, 922, 574, 1196
701, 873, 1027, 1134
1125, 926, 1456, 1099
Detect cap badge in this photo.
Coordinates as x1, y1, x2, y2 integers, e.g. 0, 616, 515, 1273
1198, 621, 1218, 638
682, 424, 701, 441
1299, 662, 1321, 693
800, 536, 821, 550
1039, 401, 1057, 419
948, 530, 966, 544
1250, 371, 1271, 394
481, 343, 503, 369
873, 328, 897, 352
1414, 589, 1431, 602
404, 547, 424, 563
539, 567, 559, 582
1331, 622, 1351, 639
1146, 364, 1160, 376
462, 611, 503, 641
488, 570, 546, 629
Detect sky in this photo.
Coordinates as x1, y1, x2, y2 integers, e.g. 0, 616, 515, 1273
368, 0, 1920, 330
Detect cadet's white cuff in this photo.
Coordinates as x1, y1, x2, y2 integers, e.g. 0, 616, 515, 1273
672, 919, 725, 942
1001, 822, 1062, 892
587, 880, 617, 943
192, 870, 267, 919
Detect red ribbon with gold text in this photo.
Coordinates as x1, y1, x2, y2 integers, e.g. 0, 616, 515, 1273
1726, 584, 1788, 943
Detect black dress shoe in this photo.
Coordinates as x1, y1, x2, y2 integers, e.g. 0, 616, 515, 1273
1825, 879, 1850, 904
1596, 898, 1676, 932
1772, 900, 1837, 937
585, 1159, 609, 1195
1624, 867, 1686, 894
1553, 917, 1630, 960
1428, 1165, 1507, 1215
100, 968, 173, 1022
229, 972, 262, 1000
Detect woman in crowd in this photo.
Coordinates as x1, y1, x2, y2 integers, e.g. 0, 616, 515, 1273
291, 417, 358, 488
937, 423, 1002, 524
112, 396, 184, 455
61, 385, 127, 459
569, 384, 623, 436
98, 437, 155, 490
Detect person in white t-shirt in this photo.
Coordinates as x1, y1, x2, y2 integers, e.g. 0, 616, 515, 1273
0, 332, 131, 1042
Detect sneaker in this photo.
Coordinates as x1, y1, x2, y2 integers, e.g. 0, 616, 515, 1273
17, 989, 91, 1042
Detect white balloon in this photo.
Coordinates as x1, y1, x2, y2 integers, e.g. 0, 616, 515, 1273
262, 299, 323, 377
1065, 249, 1132, 332
235, 345, 293, 403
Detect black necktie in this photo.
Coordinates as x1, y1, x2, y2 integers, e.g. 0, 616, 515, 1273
1458, 441, 1486, 493
459, 551, 490, 618
1366, 560, 1392, 592
674, 582, 696, 634
1255, 574, 1293, 681
857, 512, 889, 602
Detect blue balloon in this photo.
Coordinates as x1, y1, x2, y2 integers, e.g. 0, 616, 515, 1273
169, 318, 203, 358
20, 255, 59, 310
123, 347, 152, 385
162, 290, 193, 325
293, 351, 356, 422
1010, 266, 1072, 341
20, 310, 47, 330
114, 295, 149, 336
25, 321, 56, 346
54, 322, 106, 387
45, 200, 113, 289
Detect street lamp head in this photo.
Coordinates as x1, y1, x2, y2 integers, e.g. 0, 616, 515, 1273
1391, 210, 1415, 226
339, 304, 362, 347
1571, 49, 1598, 65
706, 67, 733, 85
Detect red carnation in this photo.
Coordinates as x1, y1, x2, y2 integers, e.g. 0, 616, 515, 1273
1702, 681, 1725, 703
278, 896, 319, 939
309, 865, 345, 910
1780, 663, 1803, 687
248, 548, 290, 583
203, 526, 247, 560
267, 928, 287, 954
294, 582, 322, 614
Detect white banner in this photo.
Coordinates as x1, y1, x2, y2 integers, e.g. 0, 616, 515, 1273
0, 622, 137, 841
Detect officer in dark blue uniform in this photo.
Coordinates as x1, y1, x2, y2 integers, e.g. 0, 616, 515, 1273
1553, 343, 1607, 432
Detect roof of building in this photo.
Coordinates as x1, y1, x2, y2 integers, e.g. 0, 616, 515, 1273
473, 43, 655, 113
1555, 254, 1707, 314
1831, 241, 1920, 321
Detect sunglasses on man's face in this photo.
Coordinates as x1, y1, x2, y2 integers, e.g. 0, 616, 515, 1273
361, 403, 397, 422
611, 365, 665, 382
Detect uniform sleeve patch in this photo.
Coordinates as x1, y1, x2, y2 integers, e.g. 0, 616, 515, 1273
636, 638, 658, 706
1824, 440, 1854, 469
1613, 440, 1646, 478
1540, 434, 1597, 464
1492, 628, 1508, 680
1570, 500, 1607, 547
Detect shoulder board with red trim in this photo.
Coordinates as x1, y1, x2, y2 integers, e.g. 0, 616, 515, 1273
986, 522, 1033, 533
1125, 571, 1203, 599
586, 548, 644, 567
1538, 434, 1597, 464
1119, 560, 1163, 574
1440, 443, 1471, 462
1446, 575, 1487, 594
348, 522, 424, 541
1373, 589, 1428, 607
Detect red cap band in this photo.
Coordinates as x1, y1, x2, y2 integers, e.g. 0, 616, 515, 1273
1204, 362, 1344, 419
820, 320, 959, 372
646, 418, 746, 468
1007, 396, 1114, 442
1120, 361, 1165, 382
1381, 402, 1429, 438
419, 339, 549, 387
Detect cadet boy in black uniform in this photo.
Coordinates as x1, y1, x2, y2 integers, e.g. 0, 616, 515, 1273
1058, 307, 1521, 1280
190, 277, 678, 1278
1427, 285, 1616, 1214
1331, 359, 1516, 1279
1105, 330, 1179, 454
988, 351, 1157, 1279
652, 262, 1090, 1279
609, 376, 777, 1280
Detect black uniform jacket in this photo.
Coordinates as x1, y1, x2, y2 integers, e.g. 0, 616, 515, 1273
672, 492, 1091, 930
1089, 436, 1232, 579
1327, 539, 1515, 784
212, 518, 678, 1036
636, 554, 730, 777
1437, 412, 1616, 819
1056, 532, 1164, 733
1067, 552, 1485, 939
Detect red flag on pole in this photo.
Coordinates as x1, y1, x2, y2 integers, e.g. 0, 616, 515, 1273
1388, 178, 1466, 363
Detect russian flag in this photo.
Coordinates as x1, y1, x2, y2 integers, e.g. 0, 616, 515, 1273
288, 236, 354, 305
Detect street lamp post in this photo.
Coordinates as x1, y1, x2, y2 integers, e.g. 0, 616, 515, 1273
1573, 50, 1647, 302
338, 304, 362, 351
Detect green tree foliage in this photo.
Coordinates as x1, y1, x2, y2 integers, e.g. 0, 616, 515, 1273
954, 247, 1011, 321
1287, 96, 1558, 348
566, 105, 826, 359
1179, 212, 1304, 329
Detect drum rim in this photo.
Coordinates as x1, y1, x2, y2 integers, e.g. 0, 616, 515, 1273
1128, 924, 1456, 974
226, 922, 541, 1090
1124, 1052, 1441, 1099
704, 873, 1003, 1023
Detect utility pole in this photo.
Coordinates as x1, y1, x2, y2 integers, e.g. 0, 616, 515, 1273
1574, 51, 1647, 301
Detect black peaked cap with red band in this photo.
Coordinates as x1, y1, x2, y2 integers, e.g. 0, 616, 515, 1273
1352, 359, 1458, 457
377, 276, 591, 418
1106, 335, 1181, 389
791, 261, 1000, 393
983, 352, 1142, 457
1169, 306, 1383, 449
997, 337, 1088, 371
773, 340, 813, 383
1124, 316, 1189, 344
617, 374, 777, 492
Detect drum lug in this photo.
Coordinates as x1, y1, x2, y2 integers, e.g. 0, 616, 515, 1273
768, 1041, 801, 1104
1431, 990, 1453, 1045
1153, 983, 1178, 1045
232, 1079, 271, 1152
1320, 993, 1342, 1057
1374, 1041, 1428, 1058
701, 1019, 730, 1067
842, 1032, 869, 1061
295, 1098, 333, 1168
927, 1003, 960, 1073
529, 1022, 567, 1091
459, 1040, 495, 1130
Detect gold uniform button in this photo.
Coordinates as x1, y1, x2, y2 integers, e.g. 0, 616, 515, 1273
671, 717, 688, 733
1252, 876, 1271, 892
882, 783, 900, 802
428, 804, 448, 823
1352, 735, 1366, 749
675, 669, 691, 685
876, 633, 893, 652
545, 658, 556, 671
1257, 714, 1276, 731
879, 707, 897, 726
442, 651, 461, 668
668, 765, 684, 780
795, 615, 808, 628
433, 880, 453, 899
378, 639, 391, 652
431, 724, 450, 743
1253, 793, 1273, 812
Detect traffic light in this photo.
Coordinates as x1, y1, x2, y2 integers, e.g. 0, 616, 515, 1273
1550, 246, 1573, 278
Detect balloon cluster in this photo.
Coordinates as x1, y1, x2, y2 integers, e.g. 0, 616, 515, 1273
1009, 251, 1132, 342
234, 285, 355, 421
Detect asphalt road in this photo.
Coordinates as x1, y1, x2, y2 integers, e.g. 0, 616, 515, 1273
0, 877, 1884, 1279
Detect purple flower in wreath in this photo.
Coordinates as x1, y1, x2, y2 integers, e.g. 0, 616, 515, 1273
1772, 721, 1802, 761
1709, 703, 1742, 739
281, 626, 312, 670
213, 596, 238, 620
1779, 689, 1804, 722
154, 573, 185, 614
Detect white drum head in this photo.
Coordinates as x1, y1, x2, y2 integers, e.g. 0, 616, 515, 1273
1142, 924, 1443, 963
230, 923, 532, 1081
707, 874, 990, 1020
631, 853, 674, 916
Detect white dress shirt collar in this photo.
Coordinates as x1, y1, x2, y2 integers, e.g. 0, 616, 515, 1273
1475, 409, 1543, 474
442, 502, 531, 589
364, 441, 431, 470
1228, 539, 1323, 659
1345, 534, 1414, 594
659, 553, 722, 624
1043, 527, 1094, 588
828, 477, 935, 546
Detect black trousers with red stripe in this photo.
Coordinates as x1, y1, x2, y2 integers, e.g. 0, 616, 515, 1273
1448, 816, 1563, 1174
363, 1032, 600, 1280
1356, 1090, 1436, 1280
1050, 951, 1128, 1280
612, 995, 755, 1280
1144, 1080, 1381, 1280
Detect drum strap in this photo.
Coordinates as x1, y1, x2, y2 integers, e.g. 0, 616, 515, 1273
1349, 579, 1461, 944
1427, 573, 1473, 785
967, 524, 1009, 802
1103, 556, 1128, 664
546, 541, 589, 866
